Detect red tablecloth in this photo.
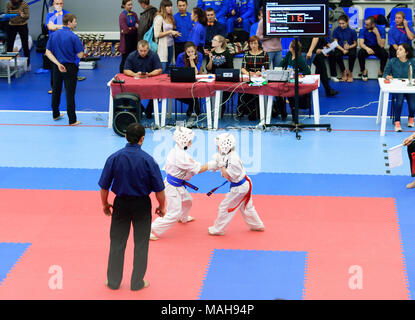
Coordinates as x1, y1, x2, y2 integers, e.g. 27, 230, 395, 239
110, 74, 319, 100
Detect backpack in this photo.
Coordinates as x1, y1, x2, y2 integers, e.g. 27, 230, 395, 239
339, 0, 354, 7
143, 24, 158, 52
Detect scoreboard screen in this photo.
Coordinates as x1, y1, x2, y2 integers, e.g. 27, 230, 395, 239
264, 0, 328, 37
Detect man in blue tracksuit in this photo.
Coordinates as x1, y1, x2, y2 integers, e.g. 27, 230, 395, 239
226, 0, 255, 34
197, 0, 228, 26
174, 0, 193, 59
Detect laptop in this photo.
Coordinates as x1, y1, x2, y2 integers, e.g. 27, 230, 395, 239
170, 67, 196, 83
215, 69, 240, 82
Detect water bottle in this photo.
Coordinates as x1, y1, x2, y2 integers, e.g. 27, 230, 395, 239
261, 65, 266, 79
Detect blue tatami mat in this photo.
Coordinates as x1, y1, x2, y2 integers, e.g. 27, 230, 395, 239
198, 249, 307, 300
0, 243, 31, 285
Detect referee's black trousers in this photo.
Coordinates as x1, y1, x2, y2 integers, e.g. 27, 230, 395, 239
408, 140, 415, 177
51, 63, 78, 124
107, 195, 152, 291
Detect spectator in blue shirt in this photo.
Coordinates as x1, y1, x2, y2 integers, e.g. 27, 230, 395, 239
99, 123, 166, 291
189, 7, 207, 53
226, 0, 255, 34
197, 0, 228, 26
204, 8, 226, 50
249, 9, 261, 37
357, 16, 388, 81
175, 41, 203, 116
388, 11, 415, 58
174, 0, 193, 59
45, 0, 71, 93
123, 40, 162, 119
328, 14, 357, 82
45, 14, 84, 126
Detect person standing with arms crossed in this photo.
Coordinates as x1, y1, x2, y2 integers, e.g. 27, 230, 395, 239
45, 14, 83, 125
99, 123, 166, 291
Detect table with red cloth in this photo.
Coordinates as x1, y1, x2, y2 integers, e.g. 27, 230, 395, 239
108, 74, 321, 129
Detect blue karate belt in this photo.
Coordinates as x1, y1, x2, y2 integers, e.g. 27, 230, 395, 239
166, 174, 199, 191
207, 177, 247, 196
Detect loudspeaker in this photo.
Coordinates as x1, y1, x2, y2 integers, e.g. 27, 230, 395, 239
113, 93, 142, 137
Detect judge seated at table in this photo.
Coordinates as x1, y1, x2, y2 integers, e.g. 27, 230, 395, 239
175, 41, 203, 117
123, 40, 162, 119
383, 43, 415, 132
274, 40, 311, 121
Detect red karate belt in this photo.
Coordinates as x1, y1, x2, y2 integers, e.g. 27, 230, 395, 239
228, 175, 252, 213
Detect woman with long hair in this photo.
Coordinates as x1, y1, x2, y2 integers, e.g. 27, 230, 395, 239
6, 0, 30, 70
384, 43, 415, 131
176, 41, 203, 116
154, 0, 181, 73
189, 7, 207, 53
206, 35, 234, 117
119, 0, 138, 73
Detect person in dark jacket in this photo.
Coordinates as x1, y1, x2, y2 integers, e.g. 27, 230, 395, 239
119, 0, 139, 73
137, 0, 157, 40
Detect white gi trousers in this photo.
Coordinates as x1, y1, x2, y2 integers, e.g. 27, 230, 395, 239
151, 181, 193, 236
209, 180, 264, 235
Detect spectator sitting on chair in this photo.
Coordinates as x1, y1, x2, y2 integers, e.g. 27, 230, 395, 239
226, 0, 255, 34
123, 40, 162, 119
196, 0, 228, 26
175, 41, 203, 117
357, 16, 388, 81
383, 43, 415, 132
206, 35, 234, 117
388, 11, 415, 58
204, 8, 226, 50
402, 131, 415, 189
328, 14, 357, 83
300, 37, 339, 97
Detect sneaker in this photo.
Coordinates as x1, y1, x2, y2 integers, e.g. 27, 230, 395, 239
409, 117, 414, 128
395, 121, 402, 132
331, 76, 340, 82
407, 180, 415, 189
149, 232, 159, 240
361, 72, 368, 82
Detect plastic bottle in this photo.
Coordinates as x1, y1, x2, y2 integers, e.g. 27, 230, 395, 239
261, 65, 266, 78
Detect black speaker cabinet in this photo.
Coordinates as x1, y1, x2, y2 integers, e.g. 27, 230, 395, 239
113, 93, 142, 137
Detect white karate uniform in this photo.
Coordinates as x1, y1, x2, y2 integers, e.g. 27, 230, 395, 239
151, 145, 202, 237
209, 151, 264, 235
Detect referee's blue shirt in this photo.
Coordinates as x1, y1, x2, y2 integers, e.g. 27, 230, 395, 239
98, 143, 165, 197
46, 26, 84, 64
124, 50, 162, 74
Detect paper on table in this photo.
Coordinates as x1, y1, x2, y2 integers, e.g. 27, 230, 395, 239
388, 144, 403, 168
322, 40, 338, 55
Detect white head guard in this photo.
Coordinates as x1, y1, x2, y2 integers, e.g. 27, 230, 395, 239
215, 133, 236, 155
174, 126, 194, 150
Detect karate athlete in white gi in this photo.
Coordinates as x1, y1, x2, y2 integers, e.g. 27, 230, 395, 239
150, 127, 215, 240
208, 133, 265, 236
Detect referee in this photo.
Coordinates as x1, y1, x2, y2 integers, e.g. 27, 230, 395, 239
99, 123, 166, 291
45, 13, 83, 126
